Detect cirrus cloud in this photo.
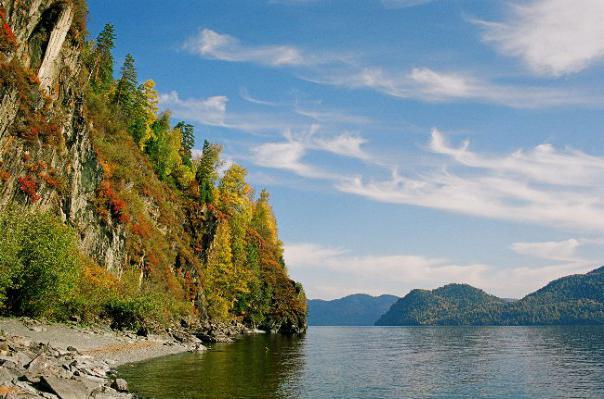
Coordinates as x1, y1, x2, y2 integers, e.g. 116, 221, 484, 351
476, 0, 604, 76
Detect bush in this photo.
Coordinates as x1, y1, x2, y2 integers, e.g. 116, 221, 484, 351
104, 296, 158, 330
0, 208, 81, 317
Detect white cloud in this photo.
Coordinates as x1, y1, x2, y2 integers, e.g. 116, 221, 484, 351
183, 29, 602, 108
159, 91, 227, 126
184, 28, 342, 67
429, 129, 604, 187
476, 0, 604, 76
313, 66, 599, 108
284, 242, 595, 299
159, 91, 312, 135
239, 88, 280, 107
250, 128, 371, 178
511, 239, 582, 261
335, 130, 604, 231
252, 139, 329, 179
312, 133, 369, 160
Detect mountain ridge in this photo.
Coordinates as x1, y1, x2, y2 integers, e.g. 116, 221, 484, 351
376, 266, 604, 326
308, 294, 399, 326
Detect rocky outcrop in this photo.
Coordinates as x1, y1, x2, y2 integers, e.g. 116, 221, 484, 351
0, 0, 125, 272
0, 318, 208, 398
0, 332, 133, 398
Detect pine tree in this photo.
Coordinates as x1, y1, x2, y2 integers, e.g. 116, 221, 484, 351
114, 54, 138, 109
176, 122, 195, 165
195, 140, 222, 204
89, 24, 115, 92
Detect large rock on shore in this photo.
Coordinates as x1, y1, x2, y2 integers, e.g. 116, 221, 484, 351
0, 332, 133, 399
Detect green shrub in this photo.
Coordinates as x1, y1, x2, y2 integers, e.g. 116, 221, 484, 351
0, 208, 82, 318
0, 209, 26, 308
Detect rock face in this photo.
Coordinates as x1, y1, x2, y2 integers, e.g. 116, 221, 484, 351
0, 0, 307, 334
0, 0, 125, 272
0, 332, 133, 398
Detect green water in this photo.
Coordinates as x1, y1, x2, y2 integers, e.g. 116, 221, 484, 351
118, 326, 604, 398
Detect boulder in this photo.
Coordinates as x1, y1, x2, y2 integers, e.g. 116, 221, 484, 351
39, 376, 89, 399
111, 378, 128, 392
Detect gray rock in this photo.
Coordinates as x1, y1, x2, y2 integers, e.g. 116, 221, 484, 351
0, 365, 20, 385
111, 378, 128, 392
9, 336, 32, 349
26, 354, 55, 374
40, 376, 90, 399
90, 385, 132, 399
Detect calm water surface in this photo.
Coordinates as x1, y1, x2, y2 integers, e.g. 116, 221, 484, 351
118, 326, 604, 398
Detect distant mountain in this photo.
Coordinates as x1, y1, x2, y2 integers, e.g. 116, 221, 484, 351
308, 294, 399, 326
376, 266, 604, 326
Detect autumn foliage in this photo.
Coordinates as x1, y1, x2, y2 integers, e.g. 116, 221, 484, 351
0, 12, 306, 332
0, 9, 17, 53
17, 176, 40, 203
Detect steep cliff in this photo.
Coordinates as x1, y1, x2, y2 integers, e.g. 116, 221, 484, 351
0, 0, 125, 271
0, 0, 306, 334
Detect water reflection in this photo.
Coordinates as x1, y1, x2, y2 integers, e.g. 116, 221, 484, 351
118, 333, 305, 399
119, 327, 604, 399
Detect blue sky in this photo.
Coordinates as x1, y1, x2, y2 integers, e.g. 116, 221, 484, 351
88, 0, 604, 299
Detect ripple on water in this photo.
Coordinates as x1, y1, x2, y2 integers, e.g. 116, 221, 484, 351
118, 326, 604, 399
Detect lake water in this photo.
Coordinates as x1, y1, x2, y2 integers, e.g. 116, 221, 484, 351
118, 326, 604, 398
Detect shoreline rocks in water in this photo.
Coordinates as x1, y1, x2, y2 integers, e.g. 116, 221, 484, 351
0, 318, 207, 398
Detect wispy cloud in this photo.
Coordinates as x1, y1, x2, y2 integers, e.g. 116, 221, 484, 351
335, 130, 604, 231
313, 133, 370, 160
475, 0, 604, 76
239, 88, 281, 107
312, 66, 600, 108
252, 138, 331, 179
159, 91, 227, 126
429, 130, 604, 186
382, 0, 437, 9
164, 89, 604, 233
183, 28, 603, 108
183, 28, 344, 67
184, 28, 304, 66
285, 242, 595, 299
159, 91, 311, 135
511, 239, 582, 262
250, 126, 371, 178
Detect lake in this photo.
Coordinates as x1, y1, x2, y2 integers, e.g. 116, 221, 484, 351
118, 326, 604, 398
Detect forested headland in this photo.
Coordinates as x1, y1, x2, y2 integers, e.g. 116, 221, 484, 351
0, 0, 306, 335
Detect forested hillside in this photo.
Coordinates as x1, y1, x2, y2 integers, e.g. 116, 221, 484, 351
308, 294, 398, 326
0, 0, 306, 334
376, 267, 604, 326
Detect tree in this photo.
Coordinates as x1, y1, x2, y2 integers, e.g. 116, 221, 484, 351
217, 165, 254, 307
195, 140, 222, 204
217, 165, 252, 216
204, 221, 248, 320
252, 189, 280, 254
176, 122, 195, 165
145, 113, 181, 180
88, 24, 115, 92
114, 54, 138, 110
131, 80, 158, 148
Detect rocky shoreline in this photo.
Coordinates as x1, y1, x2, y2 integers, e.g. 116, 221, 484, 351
0, 317, 254, 398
